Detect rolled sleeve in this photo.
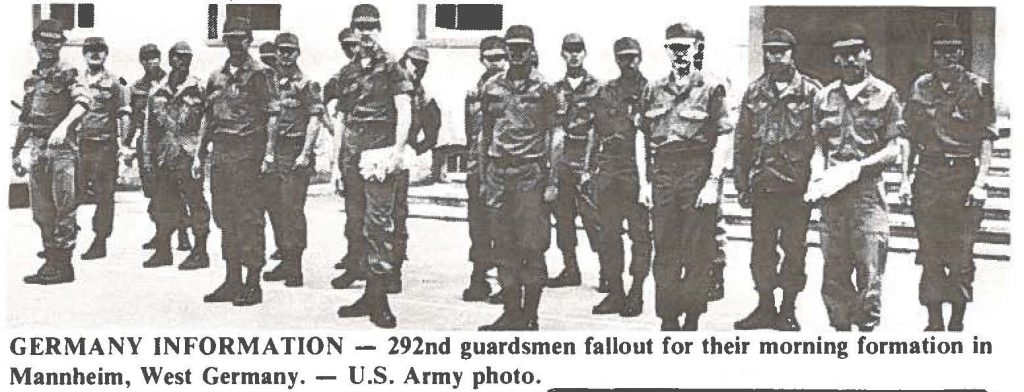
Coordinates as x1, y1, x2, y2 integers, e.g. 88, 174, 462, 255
881, 92, 906, 142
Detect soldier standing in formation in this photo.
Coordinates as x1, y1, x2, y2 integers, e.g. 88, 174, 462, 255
140, 41, 211, 270
587, 37, 652, 317
806, 23, 907, 332
77, 37, 131, 261
639, 23, 732, 331
462, 36, 507, 303
546, 33, 602, 290
14, 20, 89, 285
193, 17, 279, 306
327, 26, 364, 271
332, 4, 415, 329
477, 25, 562, 331
262, 33, 325, 287
905, 23, 996, 332
733, 28, 820, 331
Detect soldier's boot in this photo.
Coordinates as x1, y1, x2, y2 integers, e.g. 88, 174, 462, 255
262, 256, 292, 282
948, 302, 967, 332
734, 291, 778, 330
142, 231, 158, 250
681, 312, 701, 331
284, 250, 304, 288
546, 252, 581, 288
620, 278, 645, 317
369, 281, 397, 329
269, 249, 283, 261
592, 276, 625, 315
338, 292, 373, 318
774, 291, 801, 331
80, 237, 107, 260
462, 264, 492, 302
142, 230, 174, 268
660, 317, 680, 331
486, 288, 504, 305
331, 269, 366, 290
176, 228, 192, 251
522, 284, 542, 331
232, 266, 263, 306
25, 249, 75, 285
479, 285, 523, 331
385, 260, 403, 294
203, 261, 243, 303
924, 303, 945, 332
178, 234, 210, 270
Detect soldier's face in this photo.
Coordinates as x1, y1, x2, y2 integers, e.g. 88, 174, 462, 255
352, 22, 381, 49
403, 58, 428, 81
933, 44, 965, 76
84, 47, 107, 67
169, 52, 192, 70
664, 39, 699, 76
561, 45, 586, 68
224, 35, 252, 56
763, 46, 794, 79
832, 44, 871, 83
341, 42, 359, 59
507, 43, 533, 66
480, 50, 508, 73
277, 47, 299, 67
140, 56, 161, 73
33, 37, 63, 61
615, 53, 641, 74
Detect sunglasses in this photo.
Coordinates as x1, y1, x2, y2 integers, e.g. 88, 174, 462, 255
832, 45, 865, 58
277, 47, 298, 56
352, 22, 380, 31
765, 46, 790, 55
84, 45, 107, 54
664, 43, 691, 53
482, 54, 508, 62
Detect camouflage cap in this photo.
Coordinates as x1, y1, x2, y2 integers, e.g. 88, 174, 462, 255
33, 19, 65, 42
665, 23, 703, 42
479, 36, 506, 54
931, 23, 964, 47
275, 33, 299, 48
338, 27, 359, 43
763, 28, 796, 48
169, 41, 192, 55
614, 37, 641, 55
352, 4, 380, 23
138, 43, 161, 60
222, 17, 252, 37
562, 33, 585, 51
404, 45, 430, 62
82, 37, 108, 51
505, 25, 534, 45
832, 22, 868, 48
259, 41, 276, 54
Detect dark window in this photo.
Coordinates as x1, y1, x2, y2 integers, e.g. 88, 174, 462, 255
49, 3, 75, 31
435, 4, 502, 30
225, 4, 281, 30
77, 4, 93, 28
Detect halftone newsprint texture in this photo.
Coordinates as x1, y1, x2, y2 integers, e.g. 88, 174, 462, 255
1, 1, 1020, 392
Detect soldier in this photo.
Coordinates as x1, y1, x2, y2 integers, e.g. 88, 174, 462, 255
259, 41, 278, 70
76, 37, 131, 261
192, 17, 278, 306
477, 25, 562, 331
388, 45, 441, 294
587, 37, 652, 316
262, 33, 325, 287
733, 28, 821, 331
13, 20, 89, 284
547, 33, 603, 290
331, 3, 415, 329
327, 27, 363, 271
805, 23, 907, 332
461, 36, 507, 302
140, 41, 211, 270
904, 23, 996, 332
638, 23, 732, 331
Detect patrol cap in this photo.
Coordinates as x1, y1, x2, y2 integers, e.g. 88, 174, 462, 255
665, 23, 703, 42
338, 27, 359, 44
562, 33, 585, 51
259, 41, 276, 54
763, 28, 796, 48
222, 17, 252, 38
831, 22, 868, 48
275, 33, 300, 49
82, 37, 108, 52
505, 25, 534, 45
614, 37, 641, 55
138, 43, 161, 60
169, 41, 193, 56
33, 19, 65, 42
351, 4, 380, 23
931, 23, 964, 47
479, 36, 506, 55
404, 45, 430, 62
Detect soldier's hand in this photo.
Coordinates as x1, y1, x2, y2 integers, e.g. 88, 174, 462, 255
293, 154, 311, 170
738, 190, 752, 209
695, 178, 721, 209
11, 156, 27, 177
543, 184, 558, 203
966, 183, 987, 207
47, 130, 67, 147
898, 181, 912, 205
190, 157, 204, 179
262, 155, 274, 173
638, 182, 653, 208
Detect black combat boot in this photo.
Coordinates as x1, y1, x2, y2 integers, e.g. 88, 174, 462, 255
479, 285, 523, 331
620, 277, 645, 317
203, 261, 243, 303
546, 252, 581, 288
660, 317, 680, 331
924, 303, 945, 332
734, 290, 778, 330
462, 264, 492, 302
522, 284, 542, 331
233, 266, 263, 306
176, 227, 192, 251
142, 229, 174, 268
369, 280, 396, 329
284, 250, 304, 287
269, 249, 283, 260
338, 291, 373, 318
80, 237, 107, 260
681, 312, 701, 331
774, 291, 801, 331
592, 276, 625, 315
385, 259, 403, 294
24, 248, 74, 285
262, 250, 292, 282
948, 302, 967, 332
331, 269, 366, 289
178, 233, 210, 270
